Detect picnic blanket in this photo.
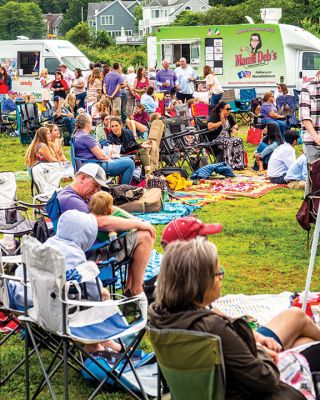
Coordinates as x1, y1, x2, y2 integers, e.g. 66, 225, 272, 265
194, 176, 284, 198
172, 190, 228, 206
213, 292, 292, 325
133, 202, 197, 224
116, 249, 162, 289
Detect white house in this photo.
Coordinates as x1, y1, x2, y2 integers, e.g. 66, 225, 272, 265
139, 0, 210, 35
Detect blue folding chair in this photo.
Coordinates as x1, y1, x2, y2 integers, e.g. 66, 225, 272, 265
70, 134, 105, 174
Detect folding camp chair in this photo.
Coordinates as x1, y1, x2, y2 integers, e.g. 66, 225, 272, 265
22, 235, 150, 400
0, 172, 35, 257
16, 102, 41, 144
148, 327, 225, 400
0, 103, 16, 137
276, 94, 300, 128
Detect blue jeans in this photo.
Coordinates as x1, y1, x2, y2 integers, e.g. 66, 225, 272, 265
102, 157, 134, 184
210, 93, 223, 107
76, 92, 86, 110
63, 117, 75, 136
263, 118, 287, 139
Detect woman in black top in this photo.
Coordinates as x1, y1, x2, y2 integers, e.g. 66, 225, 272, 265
50, 71, 68, 99
207, 101, 244, 169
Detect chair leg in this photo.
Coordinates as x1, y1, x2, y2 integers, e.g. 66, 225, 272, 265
26, 323, 57, 400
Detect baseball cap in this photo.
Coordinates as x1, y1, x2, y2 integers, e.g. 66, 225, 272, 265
59, 63, 67, 68
77, 164, 107, 188
53, 96, 60, 102
8, 90, 17, 95
161, 216, 222, 245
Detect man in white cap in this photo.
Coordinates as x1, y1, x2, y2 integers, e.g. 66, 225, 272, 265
53, 164, 155, 296
59, 63, 75, 88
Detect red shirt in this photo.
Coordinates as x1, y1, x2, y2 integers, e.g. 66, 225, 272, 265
0, 78, 9, 94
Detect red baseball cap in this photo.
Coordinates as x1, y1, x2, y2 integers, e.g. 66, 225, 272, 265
161, 216, 222, 245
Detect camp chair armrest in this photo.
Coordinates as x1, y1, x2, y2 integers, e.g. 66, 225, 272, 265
0, 273, 29, 285
61, 293, 147, 307
18, 200, 46, 209
0, 204, 27, 211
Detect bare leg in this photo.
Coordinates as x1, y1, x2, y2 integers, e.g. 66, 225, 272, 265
126, 230, 154, 295
264, 307, 320, 349
134, 121, 148, 134
126, 119, 137, 138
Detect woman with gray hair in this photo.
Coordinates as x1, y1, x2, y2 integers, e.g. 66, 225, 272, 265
149, 237, 320, 400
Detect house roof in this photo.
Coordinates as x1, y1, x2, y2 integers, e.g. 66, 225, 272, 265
87, 1, 138, 20
147, 0, 181, 6
173, 0, 210, 15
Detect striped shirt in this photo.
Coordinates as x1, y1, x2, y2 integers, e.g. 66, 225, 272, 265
299, 79, 320, 144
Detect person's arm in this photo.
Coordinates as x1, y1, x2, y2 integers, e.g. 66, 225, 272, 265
211, 317, 280, 396
259, 142, 278, 159
38, 146, 58, 163
303, 119, 320, 145
89, 145, 111, 161
61, 79, 69, 91
95, 214, 155, 238
110, 84, 121, 99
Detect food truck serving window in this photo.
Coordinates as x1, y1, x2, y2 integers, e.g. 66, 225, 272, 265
161, 41, 200, 65
302, 52, 320, 71
17, 51, 40, 76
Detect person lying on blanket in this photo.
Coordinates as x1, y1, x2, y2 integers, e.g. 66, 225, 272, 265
161, 217, 320, 399
152, 232, 320, 400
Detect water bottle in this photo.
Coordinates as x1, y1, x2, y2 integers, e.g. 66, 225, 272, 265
109, 231, 118, 241
162, 187, 169, 211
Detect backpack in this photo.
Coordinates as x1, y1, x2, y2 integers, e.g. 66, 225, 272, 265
118, 188, 162, 213
32, 217, 52, 243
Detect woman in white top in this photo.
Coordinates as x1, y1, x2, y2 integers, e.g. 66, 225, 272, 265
203, 65, 223, 107
71, 68, 86, 110
87, 67, 102, 106
39, 68, 52, 101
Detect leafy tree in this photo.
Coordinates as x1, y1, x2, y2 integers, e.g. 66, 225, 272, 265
60, 0, 91, 34
65, 22, 91, 46
173, 10, 205, 26
133, 5, 143, 30
91, 30, 113, 48
300, 16, 320, 37
0, 1, 45, 39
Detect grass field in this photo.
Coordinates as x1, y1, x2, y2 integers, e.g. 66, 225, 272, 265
0, 131, 319, 399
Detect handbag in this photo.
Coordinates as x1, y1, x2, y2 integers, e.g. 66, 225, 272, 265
247, 127, 262, 146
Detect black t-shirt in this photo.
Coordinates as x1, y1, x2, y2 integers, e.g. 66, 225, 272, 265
51, 80, 67, 99
206, 112, 236, 141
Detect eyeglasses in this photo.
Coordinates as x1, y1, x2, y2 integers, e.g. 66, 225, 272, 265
224, 107, 231, 111
251, 38, 259, 42
214, 267, 225, 279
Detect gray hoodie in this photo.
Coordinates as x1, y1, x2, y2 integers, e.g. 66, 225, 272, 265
10, 210, 100, 308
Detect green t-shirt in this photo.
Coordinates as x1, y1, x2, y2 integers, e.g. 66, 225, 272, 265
96, 208, 130, 242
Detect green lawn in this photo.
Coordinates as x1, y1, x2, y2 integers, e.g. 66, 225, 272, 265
0, 132, 319, 399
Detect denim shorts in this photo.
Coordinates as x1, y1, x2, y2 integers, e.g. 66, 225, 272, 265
256, 326, 283, 349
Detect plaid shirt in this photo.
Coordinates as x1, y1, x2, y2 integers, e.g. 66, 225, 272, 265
299, 78, 320, 144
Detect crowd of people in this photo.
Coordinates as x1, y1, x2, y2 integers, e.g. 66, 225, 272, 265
3, 58, 320, 399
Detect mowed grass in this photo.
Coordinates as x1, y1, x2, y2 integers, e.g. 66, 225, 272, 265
0, 130, 320, 399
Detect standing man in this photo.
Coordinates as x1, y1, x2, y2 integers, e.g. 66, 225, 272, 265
155, 59, 177, 94
174, 57, 197, 102
299, 70, 320, 194
103, 62, 123, 113
59, 64, 75, 88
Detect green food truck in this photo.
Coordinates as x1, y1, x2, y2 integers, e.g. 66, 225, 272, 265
147, 23, 320, 90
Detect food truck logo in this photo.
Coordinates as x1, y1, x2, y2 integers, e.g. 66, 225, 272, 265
235, 49, 277, 67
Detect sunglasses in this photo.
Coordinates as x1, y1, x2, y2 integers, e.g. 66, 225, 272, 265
214, 267, 225, 279
224, 107, 231, 111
